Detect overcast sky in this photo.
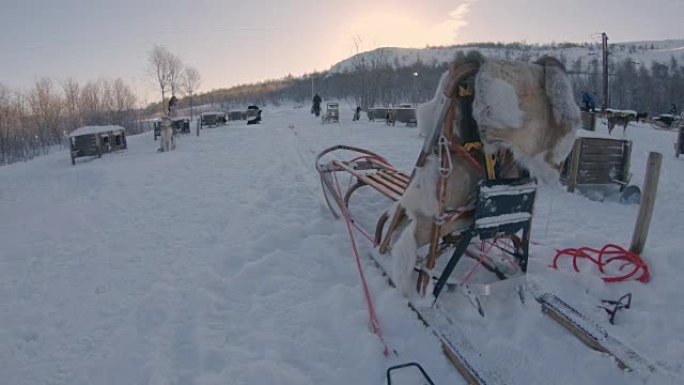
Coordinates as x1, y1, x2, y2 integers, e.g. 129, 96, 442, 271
1, 0, 683, 102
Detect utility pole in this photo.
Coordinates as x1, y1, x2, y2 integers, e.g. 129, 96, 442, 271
311, 77, 314, 100
602, 32, 609, 111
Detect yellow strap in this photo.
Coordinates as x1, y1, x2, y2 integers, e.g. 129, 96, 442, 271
458, 84, 473, 97
463, 142, 481, 152
485, 153, 496, 179
462, 141, 496, 179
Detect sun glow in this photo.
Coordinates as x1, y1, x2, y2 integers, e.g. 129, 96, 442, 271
343, 2, 474, 51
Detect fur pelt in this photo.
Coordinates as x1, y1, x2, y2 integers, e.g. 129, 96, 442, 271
390, 54, 580, 293
473, 56, 581, 183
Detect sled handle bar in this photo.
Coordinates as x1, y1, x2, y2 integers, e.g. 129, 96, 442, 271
386, 362, 435, 385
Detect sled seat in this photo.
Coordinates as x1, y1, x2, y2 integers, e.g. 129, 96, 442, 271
327, 159, 410, 202
316, 145, 413, 213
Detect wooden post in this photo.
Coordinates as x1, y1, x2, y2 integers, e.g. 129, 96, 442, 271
622, 140, 632, 186
566, 138, 582, 192
629, 152, 662, 254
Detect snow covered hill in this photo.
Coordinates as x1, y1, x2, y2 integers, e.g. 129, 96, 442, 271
330, 39, 684, 74
1, 107, 683, 384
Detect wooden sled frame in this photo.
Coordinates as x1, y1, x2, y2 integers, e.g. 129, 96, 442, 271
316, 60, 538, 304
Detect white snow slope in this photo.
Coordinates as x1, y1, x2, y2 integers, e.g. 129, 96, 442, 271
330, 40, 684, 75
1, 106, 683, 384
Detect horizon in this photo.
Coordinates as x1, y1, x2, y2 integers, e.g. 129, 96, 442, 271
2, 0, 683, 102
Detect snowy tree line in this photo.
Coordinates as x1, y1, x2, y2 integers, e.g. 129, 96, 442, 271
188, 51, 684, 118
0, 78, 139, 165
570, 56, 684, 114
2, 42, 682, 166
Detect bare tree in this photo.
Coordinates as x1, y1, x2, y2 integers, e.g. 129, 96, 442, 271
27, 78, 63, 147
62, 78, 81, 130
148, 44, 171, 107
167, 52, 185, 98
182, 66, 201, 120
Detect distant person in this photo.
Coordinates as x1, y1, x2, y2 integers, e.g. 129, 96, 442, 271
581, 91, 595, 112
312, 94, 322, 117
670, 103, 677, 115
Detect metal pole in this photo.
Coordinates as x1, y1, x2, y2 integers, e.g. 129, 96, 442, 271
602, 32, 609, 111
413, 72, 418, 106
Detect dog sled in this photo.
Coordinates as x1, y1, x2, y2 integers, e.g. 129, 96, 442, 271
314, 54, 674, 385
316, 53, 582, 382
322, 103, 340, 124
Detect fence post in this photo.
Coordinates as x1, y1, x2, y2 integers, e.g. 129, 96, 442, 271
629, 152, 662, 254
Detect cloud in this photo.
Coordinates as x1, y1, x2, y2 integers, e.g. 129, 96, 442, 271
431, 0, 477, 44
343, 0, 478, 50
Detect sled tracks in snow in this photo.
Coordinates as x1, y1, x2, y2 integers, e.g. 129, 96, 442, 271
367, 252, 673, 385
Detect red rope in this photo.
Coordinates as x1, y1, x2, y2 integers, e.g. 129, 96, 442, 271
550, 244, 650, 283
350, 219, 379, 246
332, 173, 390, 356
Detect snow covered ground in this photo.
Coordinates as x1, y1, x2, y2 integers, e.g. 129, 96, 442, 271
1, 105, 682, 384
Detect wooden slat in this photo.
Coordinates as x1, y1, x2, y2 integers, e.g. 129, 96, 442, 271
579, 167, 625, 175
331, 160, 400, 201
581, 142, 624, 150
579, 162, 625, 171
579, 153, 625, 162
580, 147, 625, 156
577, 176, 623, 184
387, 170, 411, 183
377, 170, 409, 190
367, 173, 406, 196
579, 137, 629, 146
375, 174, 408, 192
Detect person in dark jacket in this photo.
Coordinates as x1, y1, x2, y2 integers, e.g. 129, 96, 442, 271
312, 94, 322, 117
581, 91, 595, 112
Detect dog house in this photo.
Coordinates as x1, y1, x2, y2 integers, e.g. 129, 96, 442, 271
69, 125, 126, 165
228, 110, 247, 121
172, 117, 191, 134
391, 107, 417, 126
200, 111, 227, 128
367, 107, 417, 126
561, 135, 640, 203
